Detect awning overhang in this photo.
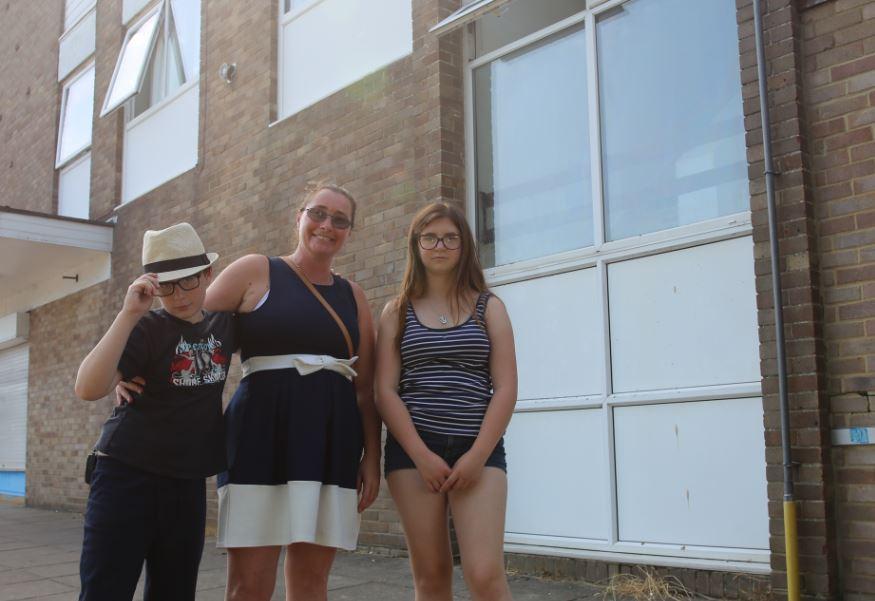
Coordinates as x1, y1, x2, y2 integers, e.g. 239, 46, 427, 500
429, 0, 512, 36
0, 207, 113, 315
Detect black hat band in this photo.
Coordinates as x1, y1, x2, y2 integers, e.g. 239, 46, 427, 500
143, 253, 210, 274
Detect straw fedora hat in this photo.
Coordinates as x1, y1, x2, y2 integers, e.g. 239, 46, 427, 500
142, 223, 219, 282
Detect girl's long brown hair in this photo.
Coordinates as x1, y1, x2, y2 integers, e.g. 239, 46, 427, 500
394, 202, 488, 347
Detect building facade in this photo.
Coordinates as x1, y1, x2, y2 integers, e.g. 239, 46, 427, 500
1, 0, 873, 598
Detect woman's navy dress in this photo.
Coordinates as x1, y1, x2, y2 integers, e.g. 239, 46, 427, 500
217, 257, 362, 549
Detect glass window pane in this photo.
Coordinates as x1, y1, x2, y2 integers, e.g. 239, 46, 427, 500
58, 64, 95, 165
475, 25, 591, 268
102, 9, 162, 116
170, 0, 200, 81
598, 0, 748, 241
475, 0, 585, 57
132, 30, 165, 118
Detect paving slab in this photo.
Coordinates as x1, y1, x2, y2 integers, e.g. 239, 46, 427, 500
0, 504, 707, 601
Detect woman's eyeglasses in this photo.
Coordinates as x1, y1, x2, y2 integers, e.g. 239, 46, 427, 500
155, 273, 202, 297
301, 206, 352, 230
418, 233, 461, 250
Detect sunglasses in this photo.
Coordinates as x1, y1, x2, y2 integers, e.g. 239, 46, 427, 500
300, 206, 352, 230
154, 273, 202, 297
418, 233, 461, 250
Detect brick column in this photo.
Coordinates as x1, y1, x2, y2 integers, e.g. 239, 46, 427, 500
739, 0, 839, 598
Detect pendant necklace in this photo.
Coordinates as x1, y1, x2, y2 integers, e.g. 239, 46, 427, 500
428, 299, 451, 325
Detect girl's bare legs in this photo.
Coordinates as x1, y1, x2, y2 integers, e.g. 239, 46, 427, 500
388, 469, 454, 601
225, 546, 282, 601
283, 542, 336, 601
449, 468, 513, 601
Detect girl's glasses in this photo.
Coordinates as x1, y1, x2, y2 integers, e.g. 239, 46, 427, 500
301, 207, 352, 230
418, 233, 461, 250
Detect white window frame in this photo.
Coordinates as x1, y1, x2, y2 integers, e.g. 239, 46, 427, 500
430, 0, 511, 36
100, 3, 164, 117
463, 0, 762, 572
464, 0, 752, 283
56, 61, 95, 168
279, 0, 324, 20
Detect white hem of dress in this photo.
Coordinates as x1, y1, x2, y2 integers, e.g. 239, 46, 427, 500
217, 481, 360, 550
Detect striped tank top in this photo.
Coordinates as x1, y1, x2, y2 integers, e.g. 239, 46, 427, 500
399, 293, 493, 437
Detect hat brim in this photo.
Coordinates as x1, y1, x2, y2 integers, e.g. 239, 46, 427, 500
155, 253, 219, 282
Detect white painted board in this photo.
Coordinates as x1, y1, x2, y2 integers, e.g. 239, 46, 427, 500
608, 236, 759, 393
495, 267, 602, 400
614, 397, 769, 549
506, 408, 608, 540
123, 83, 199, 203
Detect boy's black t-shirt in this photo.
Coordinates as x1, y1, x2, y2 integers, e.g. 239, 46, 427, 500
94, 309, 235, 479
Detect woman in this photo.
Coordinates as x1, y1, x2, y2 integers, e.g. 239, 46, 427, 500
203, 184, 380, 600
375, 202, 517, 601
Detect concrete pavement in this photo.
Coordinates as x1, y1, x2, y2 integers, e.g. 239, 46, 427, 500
0, 504, 607, 601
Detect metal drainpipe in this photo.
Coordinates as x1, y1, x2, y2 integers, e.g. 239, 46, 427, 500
752, 0, 800, 599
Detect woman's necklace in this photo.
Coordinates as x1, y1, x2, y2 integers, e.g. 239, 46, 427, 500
289, 256, 333, 286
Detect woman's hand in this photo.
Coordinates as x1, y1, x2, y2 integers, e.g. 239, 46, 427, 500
356, 451, 381, 512
115, 376, 145, 405
440, 450, 486, 493
413, 450, 453, 493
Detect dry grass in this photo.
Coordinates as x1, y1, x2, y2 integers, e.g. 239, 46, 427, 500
599, 568, 694, 601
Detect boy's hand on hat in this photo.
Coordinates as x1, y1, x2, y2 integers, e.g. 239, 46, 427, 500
122, 274, 160, 316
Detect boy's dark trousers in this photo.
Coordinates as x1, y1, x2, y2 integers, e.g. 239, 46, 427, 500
78, 456, 206, 601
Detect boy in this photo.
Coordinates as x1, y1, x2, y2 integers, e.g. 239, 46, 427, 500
74, 222, 234, 601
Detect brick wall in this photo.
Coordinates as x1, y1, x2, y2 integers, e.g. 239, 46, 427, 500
24, 0, 465, 546
740, 0, 839, 598
0, 1, 62, 213
800, 0, 875, 598
27, 283, 113, 511
19, 0, 875, 595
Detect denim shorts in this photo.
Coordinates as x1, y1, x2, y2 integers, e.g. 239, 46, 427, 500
384, 429, 507, 476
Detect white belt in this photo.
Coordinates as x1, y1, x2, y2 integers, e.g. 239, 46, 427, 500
241, 353, 358, 381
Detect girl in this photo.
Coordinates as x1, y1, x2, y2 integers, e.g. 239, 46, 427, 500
375, 202, 517, 601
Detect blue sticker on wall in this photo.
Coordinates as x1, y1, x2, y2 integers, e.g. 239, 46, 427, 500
850, 428, 870, 445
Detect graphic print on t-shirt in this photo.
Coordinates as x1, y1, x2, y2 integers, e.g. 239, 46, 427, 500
170, 333, 228, 386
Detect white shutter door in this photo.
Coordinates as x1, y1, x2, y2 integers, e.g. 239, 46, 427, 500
0, 344, 29, 471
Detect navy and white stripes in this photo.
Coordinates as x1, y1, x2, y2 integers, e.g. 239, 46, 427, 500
399, 293, 492, 437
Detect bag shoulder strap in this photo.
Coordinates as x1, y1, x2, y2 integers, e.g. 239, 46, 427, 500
286, 260, 355, 359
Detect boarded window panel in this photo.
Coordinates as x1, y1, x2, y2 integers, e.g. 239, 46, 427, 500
58, 153, 91, 219
0, 345, 29, 471
65, 0, 95, 30
613, 398, 769, 549
279, 0, 412, 118
58, 8, 96, 81
494, 267, 602, 401
608, 236, 759, 393
506, 408, 608, 540
123, 82, 198, 203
